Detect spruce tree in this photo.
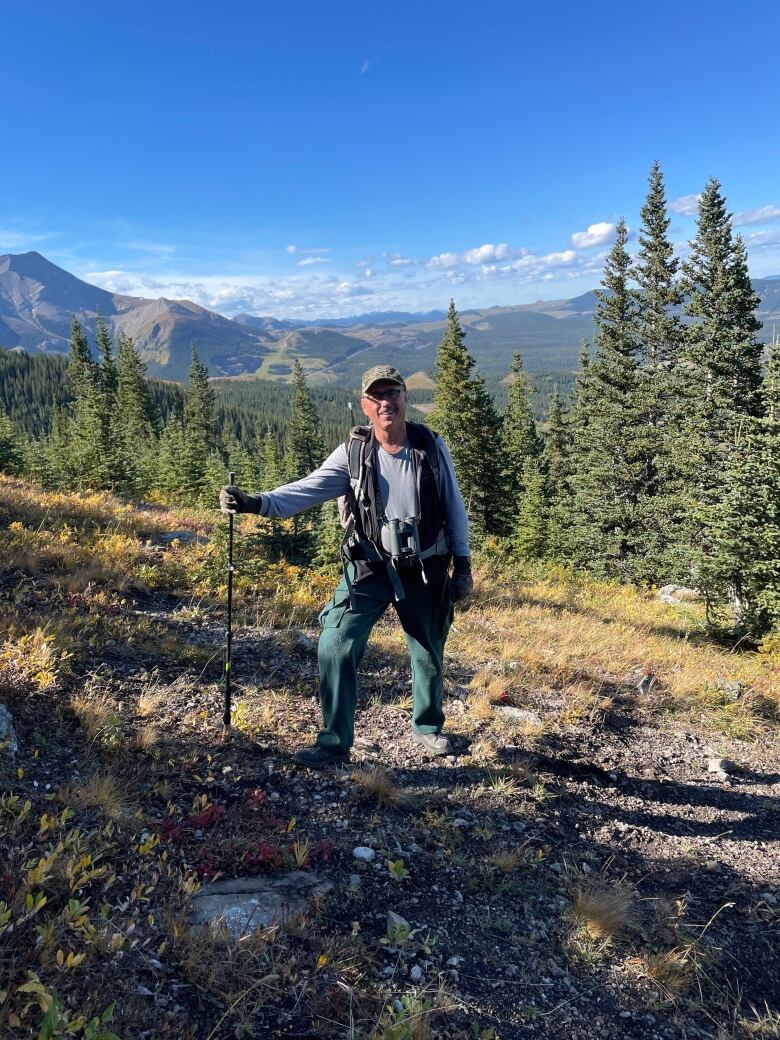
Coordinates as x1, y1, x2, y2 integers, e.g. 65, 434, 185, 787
542, 389, 572, 561
64, 317, 106, 488
156, 415, 187, 498
513, 459, 548, 561
286, 360, 324, 479
116, 333, 159, 492
568, 220, 648, 580
543, 389, 571, 500
675, 179, 765, 583
312, 499, 344, 574
498, 352, 543, 534
179, 349, 216, 499
0, 401, 23, 475
429, 300, 502, 541
703, 340, 780, 636
95, 314, 118, 398
633, 161, 684, 578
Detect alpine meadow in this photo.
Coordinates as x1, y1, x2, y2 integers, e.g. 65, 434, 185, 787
2, 19, 780, 1035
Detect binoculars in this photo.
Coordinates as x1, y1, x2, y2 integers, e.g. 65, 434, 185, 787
386, 517, 422, 568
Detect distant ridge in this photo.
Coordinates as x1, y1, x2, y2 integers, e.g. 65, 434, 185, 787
3, 251, 780, 385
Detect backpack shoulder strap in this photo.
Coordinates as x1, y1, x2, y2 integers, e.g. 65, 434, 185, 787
406, 422, 441, 486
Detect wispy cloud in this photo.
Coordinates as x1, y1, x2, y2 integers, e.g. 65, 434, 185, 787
384, 252, 415, 267
570, 222, 616, 249
286, 244, 330, 255
359, 58, 375, 75
125, 239, 176, 257
0, 227, 56, 250
733, 205, 780, 227
297, 256, 330, 266
669, 194, 701, 216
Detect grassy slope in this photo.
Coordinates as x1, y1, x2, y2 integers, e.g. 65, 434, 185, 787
0, 477, 778, 1040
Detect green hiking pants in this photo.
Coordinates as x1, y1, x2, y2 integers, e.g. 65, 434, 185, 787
316, 564, 453, 752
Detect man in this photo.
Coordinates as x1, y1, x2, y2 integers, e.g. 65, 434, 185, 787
220, 365, 473, 768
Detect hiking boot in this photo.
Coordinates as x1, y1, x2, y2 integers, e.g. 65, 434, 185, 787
412, 730, 451, 756
294, 743, 351, 769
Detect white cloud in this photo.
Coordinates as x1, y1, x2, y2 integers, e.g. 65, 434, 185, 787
427, 242, 510, 269
360, 58, 374, 75
733, 205, 780, 227
427, 251, 460, 270
0, 228, 55, 250
384, 252, 415, 267
669, 194, 701, 216
570, 222, 616, 249
297, 256, 330, 266
286, 244, 330, 255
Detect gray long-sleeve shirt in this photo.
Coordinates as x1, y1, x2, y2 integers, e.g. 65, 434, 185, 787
258, 435, 470, 557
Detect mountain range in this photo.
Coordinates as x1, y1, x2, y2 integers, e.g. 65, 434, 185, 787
3, 251, 780, 385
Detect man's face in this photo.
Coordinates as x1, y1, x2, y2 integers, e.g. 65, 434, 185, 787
360, 380, 407, 432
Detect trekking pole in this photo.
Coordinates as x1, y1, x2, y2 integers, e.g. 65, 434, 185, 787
348, 401, 355, 426
223, 470, 236, 741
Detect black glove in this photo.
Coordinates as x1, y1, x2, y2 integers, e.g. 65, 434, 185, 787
450, 555, 474, 603
219, 485, 263, 515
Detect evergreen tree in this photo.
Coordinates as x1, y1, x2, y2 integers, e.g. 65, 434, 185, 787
64, 318, 107, 488
116, 333, 159, 492
0, 401, 24, 475
633, 161, 684, 577
568, 220, 649, 580
95, 314, 118, 398
542, 389, 572, 562
703, 340, 780, 636
156, 415, 187, 498
543, 389, 571, 500
179, 349, 216, 499
312, 499, 344, 574
675, 179, 765, 582
513, 459, 548, 561
262, 426, 283, 489
286, 360, 324, 478
498, 352, 543, 534
429, 300, 502, 541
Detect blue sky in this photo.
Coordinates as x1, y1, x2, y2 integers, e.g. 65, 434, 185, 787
3, 0, 780, 318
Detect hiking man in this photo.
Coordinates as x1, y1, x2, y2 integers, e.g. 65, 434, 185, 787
219, 365, 472, 768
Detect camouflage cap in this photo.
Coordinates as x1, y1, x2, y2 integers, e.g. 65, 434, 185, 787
361, 365, 407, 394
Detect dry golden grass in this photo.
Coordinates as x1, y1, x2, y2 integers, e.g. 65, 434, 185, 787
136, 686, 167, 717
491, 844, 531, 872
571, 883, 634, 941
135, 725, 160, 750
453, 567, 780, 727
59, 771, 138, 823
70, 692, 115, 741
350, 766, 407, 807
637, 945, 700, 1000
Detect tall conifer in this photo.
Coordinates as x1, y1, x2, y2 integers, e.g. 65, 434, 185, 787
675, 179, 765, 582
286, 360, 324, 479
633, 161, 684, 577
568, 220, 648, 579
429, 300, 501, 540
498, 352, 542, 534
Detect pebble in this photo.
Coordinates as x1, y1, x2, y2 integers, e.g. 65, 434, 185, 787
708, 757, 737, 774
348, 874, 362, 888
387, 911, 410, 930
410, 965, 423, 982
353, 846, 376, 862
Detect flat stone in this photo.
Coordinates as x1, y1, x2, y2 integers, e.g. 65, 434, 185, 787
0, 705, 18, 758
708, 757, 738, 774
353, 846, 376, 863
189, 872, 333, 941
658, 584, 702, 604
496, 706, 542, 726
